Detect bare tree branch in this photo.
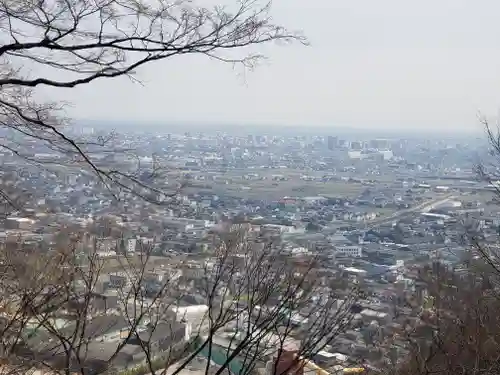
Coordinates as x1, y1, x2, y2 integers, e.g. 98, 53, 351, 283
0, 0, 306, 205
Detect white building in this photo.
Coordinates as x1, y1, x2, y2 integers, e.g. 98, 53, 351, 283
96, 250, 117, 258
348, 150, 363, 159
335, 245, 362, 258
380, 150, 393, 160
127, 238, 137, 254
171, 305, 209, 337
171, 305, 209, 323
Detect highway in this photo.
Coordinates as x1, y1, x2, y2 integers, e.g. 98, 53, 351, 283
356, 193, 455, 229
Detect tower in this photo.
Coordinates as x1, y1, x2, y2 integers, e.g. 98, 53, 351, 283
327, 136, 338, 150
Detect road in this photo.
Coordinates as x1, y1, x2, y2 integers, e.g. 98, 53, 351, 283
356, 193, 455, 229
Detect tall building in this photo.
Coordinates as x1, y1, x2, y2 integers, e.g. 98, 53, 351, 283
369, 139, 390, 150
327, 136, 338, 150
350, 141, 363, 151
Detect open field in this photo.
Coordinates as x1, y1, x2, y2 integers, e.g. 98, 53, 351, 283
208, 180, 365, 200
170, 167, 378, 201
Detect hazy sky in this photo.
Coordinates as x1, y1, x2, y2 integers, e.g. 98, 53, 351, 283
42, 0, 500, 133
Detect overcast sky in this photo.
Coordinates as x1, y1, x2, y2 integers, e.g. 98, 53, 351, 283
43, 0, 500, 133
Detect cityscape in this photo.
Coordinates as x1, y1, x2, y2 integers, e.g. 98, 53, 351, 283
0, 0, 499, 375
0, 125, 495, 375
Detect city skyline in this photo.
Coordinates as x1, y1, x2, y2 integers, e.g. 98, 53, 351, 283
77, 119, 486, 140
